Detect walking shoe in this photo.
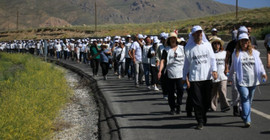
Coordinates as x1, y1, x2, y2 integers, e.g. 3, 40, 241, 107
135, 85, 139, 88
221, 107, 230, 112
233, 106, 240, 116
195, 123, 203, 130
170, 109, 175, 115
244, 122, 251, 128
153, 86, 159, 91
118, 75, 121, 79
163, 95, 168, 100
147, 86, 151, 90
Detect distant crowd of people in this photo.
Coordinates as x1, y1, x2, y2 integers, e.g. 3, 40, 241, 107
1, 25, 269, 130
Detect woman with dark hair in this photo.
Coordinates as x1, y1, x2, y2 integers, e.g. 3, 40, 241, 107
90, 40, 100, 77
229, 33, 267, 128
158, 32, 185, 115
210, 37, 230, 112
100, 45, 112, 80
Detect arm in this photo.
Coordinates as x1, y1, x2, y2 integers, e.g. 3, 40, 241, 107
225, 50, 231, 75
158, 59, 165, 80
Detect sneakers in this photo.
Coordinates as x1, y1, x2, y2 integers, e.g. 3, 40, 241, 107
103, 75, 107, 80
118, 75, 121, 79
221, 107, 230, 112
195, 123, 203, 130
244, 122, 251, 128
163, 95, 168, 100
152, 85, 159, 91
147, 86, 151, 90
170, 109, 175, 115
135, 85, 139, 88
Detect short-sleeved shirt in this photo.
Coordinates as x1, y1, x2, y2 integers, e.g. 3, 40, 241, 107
90, 45, 100, 59
131, 41, 142, 62
213, 51, 227, 82
100, 49, 110, 63
239, 51, 259, 87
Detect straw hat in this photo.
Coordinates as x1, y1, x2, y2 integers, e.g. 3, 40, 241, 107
210, 36, 224, 46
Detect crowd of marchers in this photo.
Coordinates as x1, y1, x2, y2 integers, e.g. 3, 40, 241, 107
1, 25, 270, 130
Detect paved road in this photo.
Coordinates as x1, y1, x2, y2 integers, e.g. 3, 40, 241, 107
49, 40, 270, 140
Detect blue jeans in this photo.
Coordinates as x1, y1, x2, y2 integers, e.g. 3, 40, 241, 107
236, 85, 256, 123
143, 63, 150, 86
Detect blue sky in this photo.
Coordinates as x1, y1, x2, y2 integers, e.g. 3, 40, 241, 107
215, 0, 270, 9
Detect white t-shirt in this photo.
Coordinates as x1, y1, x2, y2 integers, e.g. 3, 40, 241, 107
125, 42, 132, 58
55, 43, 62, 52
149, 47, 158, 67
183, 41, 217, 81
239, 51, 259, 87
142, 45, 152, 64
130, 41, 142, 62
213, 51, 227, 82
166, 45, 185, 79
69, 43, 75, 51
114, 46, 126, 62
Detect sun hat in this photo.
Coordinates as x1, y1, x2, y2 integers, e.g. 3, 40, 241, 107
210, 36, 224, 46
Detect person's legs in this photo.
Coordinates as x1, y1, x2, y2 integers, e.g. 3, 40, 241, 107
211, 82, 219, 111
232, 73, 241, 116
201, 80, 212, 125
139, 62, 144, 85
219, 80, 230, 111
134, 61, 140, 86
167, 78, 176, 113
237, 85, 256, 123
143, 63, 150, 86
190, 82, 204, 125
175, 78, 184, 113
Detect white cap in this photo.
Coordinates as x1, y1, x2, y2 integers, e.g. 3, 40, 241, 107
180, 37, 185, 42
211, 28, 217, 32
138, 34, 144, 39
143, 35, 147, 39
153, 38, 160, 44
192, 25, 203, 34
238, 26, 248, 34
238, 33, 249, 40
115, 40, 119, 43
127, 35, 131, 38
92, 39, 97, 42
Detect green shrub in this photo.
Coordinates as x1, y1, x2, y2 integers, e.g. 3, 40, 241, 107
0, 53, 71, 139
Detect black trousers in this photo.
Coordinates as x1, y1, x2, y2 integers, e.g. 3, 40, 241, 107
185, 88, 193, 114
100, 62, 109, 76
190, 80, 212, 124
150, 66, 158, 85
167, 78, 184, 111
92, 59, 100, 76
160, 71, 168, 95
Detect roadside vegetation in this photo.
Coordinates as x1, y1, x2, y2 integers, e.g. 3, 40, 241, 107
0, 7, 269, 41
0, 53, 71, 139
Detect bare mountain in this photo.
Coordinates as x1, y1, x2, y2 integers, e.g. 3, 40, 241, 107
0, 0, 238, 30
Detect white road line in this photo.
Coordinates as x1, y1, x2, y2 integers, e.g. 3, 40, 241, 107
251, 108, 270, 120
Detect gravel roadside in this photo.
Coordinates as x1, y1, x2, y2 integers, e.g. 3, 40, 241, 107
51, 69, 99, 140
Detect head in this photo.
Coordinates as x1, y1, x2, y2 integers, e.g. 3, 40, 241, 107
235, 33, 253, 57
211, 37, 224, 52
145, 36, 151, 45
166, 32, 178, 47
191, 26, 203, 44
211, 28, 218, 36
247, 27, 252, 36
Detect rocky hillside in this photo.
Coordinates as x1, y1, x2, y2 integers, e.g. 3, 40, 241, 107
0, 0, 238, 30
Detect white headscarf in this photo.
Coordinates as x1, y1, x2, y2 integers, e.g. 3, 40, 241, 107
186, 25, 209, 47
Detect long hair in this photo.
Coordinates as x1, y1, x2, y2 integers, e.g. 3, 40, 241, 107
235, 40, 253, 57
211, 42, 224, 52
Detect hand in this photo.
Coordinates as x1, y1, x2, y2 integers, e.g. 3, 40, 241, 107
212, 71, 218, 80
158, 72, 162, 80
186, 80, 191, 89
262, 74, 268, 81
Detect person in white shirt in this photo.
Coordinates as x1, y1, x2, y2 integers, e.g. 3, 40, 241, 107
210, 37, 230, 112
264, 33, 270, 69
183, 25, 218, 130
129, 34, 144, 87
142, 36, 152, 89
148, 38, 160, 91
228, 33, 267, 128
55, 41, 62, 60
158, 32, 185, 115
114, 40, 126, 79
157, 33, 170, 100
125, 35, 134, 80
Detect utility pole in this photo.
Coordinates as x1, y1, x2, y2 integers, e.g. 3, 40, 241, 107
16, 10, 19, 30
95, 1, 97, 32
236, 0, 238, 19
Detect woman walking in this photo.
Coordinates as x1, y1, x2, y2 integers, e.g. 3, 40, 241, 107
210, 37, 230, 112
229, 33, 267, 127
158, 32, 185, 115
